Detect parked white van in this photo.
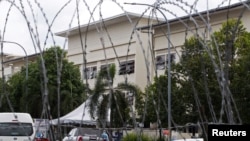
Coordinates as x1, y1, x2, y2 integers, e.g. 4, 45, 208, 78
0, 112, 36, 141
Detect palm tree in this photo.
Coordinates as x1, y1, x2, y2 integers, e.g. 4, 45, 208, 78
87, 64, 143, 128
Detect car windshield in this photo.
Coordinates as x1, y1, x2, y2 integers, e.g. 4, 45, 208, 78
0, 122, 33, 136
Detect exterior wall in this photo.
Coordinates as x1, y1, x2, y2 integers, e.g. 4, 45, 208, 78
152, 5, 250, 77
134, 29, 153, 89
1, 4, 249, 92
0, 54, 23, 80
67, 16, 153, 91
0, 54, 38, 80
65, 4, 250, 93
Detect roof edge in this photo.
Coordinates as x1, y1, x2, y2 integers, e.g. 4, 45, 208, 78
137, 1, 250, 30
55, 11, 163, 37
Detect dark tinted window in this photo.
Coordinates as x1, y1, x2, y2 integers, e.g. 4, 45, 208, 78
119, 60, 135, 75
0, 122, 33, 136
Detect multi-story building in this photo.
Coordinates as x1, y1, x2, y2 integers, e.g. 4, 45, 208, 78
55, 12, 161, 91
0, 53, 20, 79
148, 1, 250, 78
56, 2, 250, 92
1, 2, 249, 104
0, 53, 34, 81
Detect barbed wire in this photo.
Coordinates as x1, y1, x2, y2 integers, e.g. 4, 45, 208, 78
0, 0, 249, 141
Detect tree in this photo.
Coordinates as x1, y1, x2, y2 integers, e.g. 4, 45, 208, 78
176, 36, 222, 124
170, 19, 250, 125
231, 38, 250, 123
145, 61, 194, 128
143, 19, 250, 141
6, 46, 86, 118
0, 77, 12, 112
87, 63, 144, 128
215, 19, 250, 124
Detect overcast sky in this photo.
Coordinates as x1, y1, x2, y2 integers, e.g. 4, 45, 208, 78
0, 0, 241, 56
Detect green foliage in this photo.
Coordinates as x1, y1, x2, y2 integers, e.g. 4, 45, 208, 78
6, 46, 86, 118
145, 18, 250, 127
145, 73, 191, 127
88, 64, 144, 128
229, 33, 250, 124
213, 19, 250, 123
122, 133, 153, 141
212, 19, 247, 63
178, 36, 222, 122
0, 77, 13, 112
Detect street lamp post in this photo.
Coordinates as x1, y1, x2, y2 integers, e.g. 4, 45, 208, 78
0, 40, 29, 109
125, 2, 172, 141
0, 40, 28, 80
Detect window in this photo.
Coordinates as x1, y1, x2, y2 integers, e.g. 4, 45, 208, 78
119, 60, 135, 75
0, 122, 33, 136
85, 66, 97, 79
100, 64, 109, 72
100, 64, 114, 72
100, 64, 114, 79
156, 54, 175, 70
156, 55, 165, 70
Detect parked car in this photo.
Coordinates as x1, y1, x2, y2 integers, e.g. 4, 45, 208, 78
63, 127, 103, 141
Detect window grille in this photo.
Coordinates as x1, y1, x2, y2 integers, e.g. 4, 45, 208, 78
119, 60, 135, 75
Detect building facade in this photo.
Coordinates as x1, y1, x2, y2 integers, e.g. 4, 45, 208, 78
0, 52, 39, 81
56, 12, 161, 91
1, 2, 249, 103
56, 2, 250, 92
148, 2, 250, 77
0, 53, 26, 81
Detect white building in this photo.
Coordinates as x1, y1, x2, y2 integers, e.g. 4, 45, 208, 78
1, 2, 249, 96
56, 2, 250, 92
55, 12, 162, 91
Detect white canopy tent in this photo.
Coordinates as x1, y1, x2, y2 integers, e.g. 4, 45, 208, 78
50, 99, 97, 126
